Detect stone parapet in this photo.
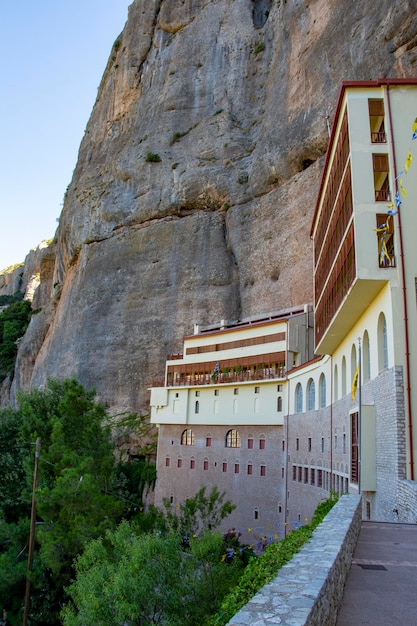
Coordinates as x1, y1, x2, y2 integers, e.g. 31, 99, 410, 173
228, 494, 361, 626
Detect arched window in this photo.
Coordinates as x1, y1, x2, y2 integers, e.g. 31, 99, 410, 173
226, 429, 241, 448
295, 383, 303, 413
363, 330, 371, 381
194, 400, 199, 414
277, 396, 283, 411
319, 373, 326, 408
334, 364, 339, 401
341, 357, 347, 397
307, 379, 315, 410
351, 344, 357, 383
181, 429, 195, 446
378, 312, 388, 372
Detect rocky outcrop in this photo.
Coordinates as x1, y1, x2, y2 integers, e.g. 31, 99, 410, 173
4, 0, 417, 414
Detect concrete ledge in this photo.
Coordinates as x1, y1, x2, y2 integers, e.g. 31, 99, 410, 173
228, 494, 362, 626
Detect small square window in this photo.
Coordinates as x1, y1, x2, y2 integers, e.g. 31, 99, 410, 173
214, 389, 219, 396
175, 393, 179, 398
234, 388, 239, 395
195, 390, 200, 397
255, 386, 260, 394
277, 384, 283, 392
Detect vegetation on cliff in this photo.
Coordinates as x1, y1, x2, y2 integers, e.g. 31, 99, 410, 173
0, 292, 31, 383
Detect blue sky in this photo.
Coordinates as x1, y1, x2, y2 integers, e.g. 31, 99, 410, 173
0, 1, 130, 272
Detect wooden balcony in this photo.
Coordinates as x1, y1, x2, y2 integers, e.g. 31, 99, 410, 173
167, 365, 286, 387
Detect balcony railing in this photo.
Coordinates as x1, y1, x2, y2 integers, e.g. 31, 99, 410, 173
167, 366, 286, 387
371, 131, 386, 143
375, 189, 391, 202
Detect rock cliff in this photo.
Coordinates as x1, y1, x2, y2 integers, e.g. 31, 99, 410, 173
3, 0, 417, 416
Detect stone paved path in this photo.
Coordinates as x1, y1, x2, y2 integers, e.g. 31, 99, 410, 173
336, 521, 417, 626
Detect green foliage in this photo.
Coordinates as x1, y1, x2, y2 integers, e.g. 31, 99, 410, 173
0, 291, 24, 306
206, 493, 339, 625
145, 151, 161, 162
160, 485, 236, 537
0, 299, 32, 381
0, 379, 148, 625
62, 522, 244, 625
253, 41, 265, 54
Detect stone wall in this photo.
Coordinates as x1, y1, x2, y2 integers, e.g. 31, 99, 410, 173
228, 494, 362, 626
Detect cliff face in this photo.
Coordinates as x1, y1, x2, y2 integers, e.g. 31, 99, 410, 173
5, 0, 417, 414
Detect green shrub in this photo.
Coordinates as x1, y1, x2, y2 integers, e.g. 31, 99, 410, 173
145, 152, 161, 163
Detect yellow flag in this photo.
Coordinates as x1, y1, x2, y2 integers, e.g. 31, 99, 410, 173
405, 151, 413, 173
399, 178, 407, 197
351, 364, 359, 401
412, 117, 417, 134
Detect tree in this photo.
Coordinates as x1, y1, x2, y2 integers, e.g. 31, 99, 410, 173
0, 299, 32, 381
62, 523, 244, 626
0, 379, 138, 625
160, 485, 236, 537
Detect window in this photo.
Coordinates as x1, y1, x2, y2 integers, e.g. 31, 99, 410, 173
321, 437, 324, 453
308, 437, 312, 452
177, 458, 182, 468
335, 435, 338, 450
341, 357, 347, 397
195, 390, 200, 397
254, 509, 259, 520
190, 458, 195, 469
203, 459, 209, 471
248, 437, 254, 449
282, 440, 285, 451
351, 412, 359, 484
222, 461, 227, 472
377, 312, 388, 371
247, 463, 253, 475
363, 331, 371, 382
165, 456, 170, 467
343, 433, 346, 454
334, 364, 339, 401
295, 383, 303, 413
226, 429, 241, 448
293, 465, 297, 480
298, 466, 302, 482
307, 379, 315, 410
234, 463, 240, 474
368, 99, 386, 143
318, 469, 323, 488
277, 384, 283, 392
277, 396, 283, 411
310, 468, 315, 485
234, 388, 239, 395
373, 153, 390, 201
319, 373, 326, 408
376, 214, 395, 267
214, 389, 219, 396
194, 400, 199, 414
181, 429, 195, 446
206, 436, 212, 447
304, 467, 309, 483
259, 437, 266, 450
255, 386, 260, 394
260, 465, 266, 477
